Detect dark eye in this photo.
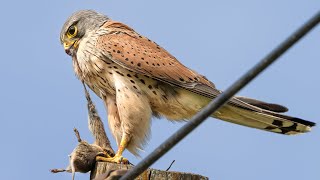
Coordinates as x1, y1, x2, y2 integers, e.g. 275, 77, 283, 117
69, 26, 76, 34
67, 25, 77, 38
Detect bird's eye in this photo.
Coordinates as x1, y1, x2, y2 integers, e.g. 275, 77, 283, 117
67, 25, 78, 38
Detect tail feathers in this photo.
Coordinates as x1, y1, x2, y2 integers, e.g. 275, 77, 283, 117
236, 96, 288, 113
212, 105, 315, 135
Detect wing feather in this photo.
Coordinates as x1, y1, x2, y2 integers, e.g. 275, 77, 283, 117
95, 21, 279, 112
95, 21, 315, 130
96, 21, 215, 91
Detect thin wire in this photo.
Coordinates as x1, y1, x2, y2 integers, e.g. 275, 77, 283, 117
120, 10, 320, 180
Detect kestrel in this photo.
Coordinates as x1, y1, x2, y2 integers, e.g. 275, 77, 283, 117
60, 10, 315, 163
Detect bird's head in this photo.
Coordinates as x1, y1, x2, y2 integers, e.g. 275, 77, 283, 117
60, 10, 109, 56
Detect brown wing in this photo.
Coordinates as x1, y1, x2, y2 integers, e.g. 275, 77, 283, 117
95, 21, 316, 129
96, 21, 218, 98
95, 21, 273, 110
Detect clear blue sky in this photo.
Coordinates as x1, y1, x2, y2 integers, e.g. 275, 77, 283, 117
1, 1, 319, 180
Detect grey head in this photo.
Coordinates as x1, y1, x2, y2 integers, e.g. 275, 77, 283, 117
60, 10, 109, 56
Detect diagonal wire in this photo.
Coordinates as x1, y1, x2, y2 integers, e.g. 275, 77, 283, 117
120, 10, 320, 180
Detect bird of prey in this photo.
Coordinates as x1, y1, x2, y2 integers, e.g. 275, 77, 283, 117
60, 10, 315, 163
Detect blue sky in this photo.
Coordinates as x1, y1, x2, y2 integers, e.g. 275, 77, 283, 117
1, 1, 319, 180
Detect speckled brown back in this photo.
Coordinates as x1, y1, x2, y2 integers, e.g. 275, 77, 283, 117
96, 21, 216, 94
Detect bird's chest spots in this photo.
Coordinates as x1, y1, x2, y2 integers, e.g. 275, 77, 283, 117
75, 53, 184, 117
74, 54, 118, 97
115, 72, 181, 115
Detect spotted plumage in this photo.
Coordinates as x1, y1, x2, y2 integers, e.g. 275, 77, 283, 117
60, 10, 315, 162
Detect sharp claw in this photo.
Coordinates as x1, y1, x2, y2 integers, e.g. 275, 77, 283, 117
96, 155, 129, 164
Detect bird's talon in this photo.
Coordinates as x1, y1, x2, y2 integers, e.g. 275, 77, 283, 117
96, 155, 129, 164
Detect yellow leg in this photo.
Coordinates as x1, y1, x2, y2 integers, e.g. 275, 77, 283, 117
96, 133, 130, 164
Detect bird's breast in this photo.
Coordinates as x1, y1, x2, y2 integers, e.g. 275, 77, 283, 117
73, 35, 118, 98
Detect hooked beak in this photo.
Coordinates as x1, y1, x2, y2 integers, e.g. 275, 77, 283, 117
63, 40, 79, 56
